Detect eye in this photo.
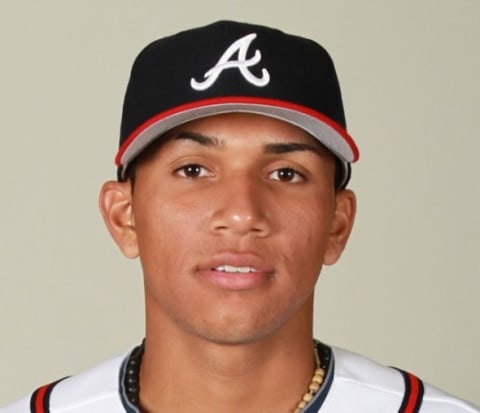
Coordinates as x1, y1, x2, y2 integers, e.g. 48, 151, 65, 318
175, 164, 212, 179
268, 167, 304, 183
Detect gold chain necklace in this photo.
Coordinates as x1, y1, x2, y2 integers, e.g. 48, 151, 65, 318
292, 343, 325, 412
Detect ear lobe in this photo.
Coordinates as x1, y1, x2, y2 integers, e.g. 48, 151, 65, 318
99, 180, 139, 258
324, 189, 356, 266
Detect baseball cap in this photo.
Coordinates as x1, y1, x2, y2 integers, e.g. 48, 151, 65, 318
116, 20, 359, 188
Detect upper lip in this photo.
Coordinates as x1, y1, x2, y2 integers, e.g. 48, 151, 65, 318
198, 251, 274, 274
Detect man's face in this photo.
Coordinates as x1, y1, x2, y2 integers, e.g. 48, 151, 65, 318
107, 113, 355, 345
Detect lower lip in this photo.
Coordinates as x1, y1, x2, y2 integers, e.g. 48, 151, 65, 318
197, 269, 273, 291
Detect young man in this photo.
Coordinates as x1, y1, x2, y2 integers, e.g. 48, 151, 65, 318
2, 20, 478, 413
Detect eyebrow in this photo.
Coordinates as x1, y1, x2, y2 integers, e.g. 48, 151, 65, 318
172, 130, 328, 157
263, 142, 326, 156
173, 131, 221, 146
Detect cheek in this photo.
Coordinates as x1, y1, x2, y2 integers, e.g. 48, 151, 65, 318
279, 202, 334, 274
133, 195, 210, 274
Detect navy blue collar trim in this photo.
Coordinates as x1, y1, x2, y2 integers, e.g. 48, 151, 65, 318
119, 349, 140, 413
304, 341, 334, 412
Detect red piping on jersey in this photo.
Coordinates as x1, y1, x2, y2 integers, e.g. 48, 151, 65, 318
31, 384, 49, 413
403, 372, 422, 413
30, 378, 68, 413
395, 368, 425, 413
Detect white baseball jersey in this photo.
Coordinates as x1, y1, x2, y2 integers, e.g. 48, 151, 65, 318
1, 345, 478, 413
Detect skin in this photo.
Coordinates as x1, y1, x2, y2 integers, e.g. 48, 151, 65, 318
100, 113, 356, 413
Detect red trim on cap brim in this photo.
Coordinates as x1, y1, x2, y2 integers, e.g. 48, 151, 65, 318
115, 96, 359, 167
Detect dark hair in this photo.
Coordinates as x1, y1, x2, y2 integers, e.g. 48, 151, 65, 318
333, 159, 344, 191
123, 133, 168, 188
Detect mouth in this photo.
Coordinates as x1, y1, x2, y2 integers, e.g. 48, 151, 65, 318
197, 254, 274, 291
212, 265, 259, 274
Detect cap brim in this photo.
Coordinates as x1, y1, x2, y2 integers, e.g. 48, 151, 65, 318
116, 97, 359, 187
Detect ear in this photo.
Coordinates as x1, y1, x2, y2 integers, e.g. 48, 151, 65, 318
99, 180, 139, 258
324, 189, 356, 266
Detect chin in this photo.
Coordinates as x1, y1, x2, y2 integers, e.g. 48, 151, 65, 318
186, 307, 302, 346
193, 326, 278, 346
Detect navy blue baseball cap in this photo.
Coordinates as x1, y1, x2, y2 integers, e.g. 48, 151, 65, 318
116, 20, 359, 188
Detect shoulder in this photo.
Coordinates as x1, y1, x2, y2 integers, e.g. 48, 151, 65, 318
322, 346, 479, 412
0, 353, 129, 413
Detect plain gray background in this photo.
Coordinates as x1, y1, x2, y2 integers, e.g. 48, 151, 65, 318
1, 0, 479, 406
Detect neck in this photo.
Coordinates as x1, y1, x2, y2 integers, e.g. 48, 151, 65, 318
138, 315, 316, 413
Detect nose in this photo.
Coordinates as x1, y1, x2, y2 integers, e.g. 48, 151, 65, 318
209, 174, 270, 238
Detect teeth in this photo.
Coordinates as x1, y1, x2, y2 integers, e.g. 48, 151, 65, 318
214, 265, 256, 273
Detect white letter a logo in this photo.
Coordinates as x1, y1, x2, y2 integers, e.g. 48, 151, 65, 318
191, 33, 270, 91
